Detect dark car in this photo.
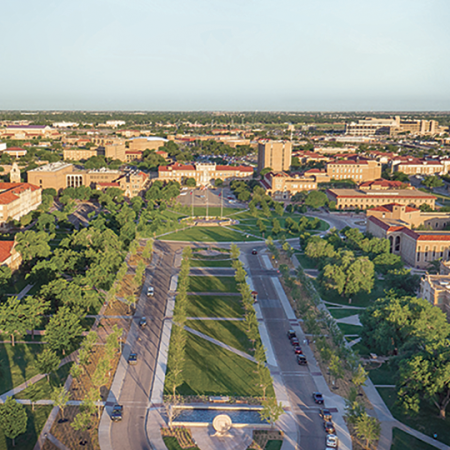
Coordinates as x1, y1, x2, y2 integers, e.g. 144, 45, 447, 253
252, 249, 258, 255
324, 421, 335, 434
139, 317, 147, 328
287, 330, 296, 339
293, 346, 303, 354
111, 404, 123, 422
319, 408, 332, 421
291, 337, 300, 346
128, 353, 138, 365
297, 355, 307, 365
313, 392, 324, 404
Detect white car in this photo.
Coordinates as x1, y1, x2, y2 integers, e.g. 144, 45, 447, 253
147, 286, 154, 296
326, 434, 338, 448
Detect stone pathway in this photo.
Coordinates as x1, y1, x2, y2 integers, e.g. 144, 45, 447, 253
335, 315, 362, 326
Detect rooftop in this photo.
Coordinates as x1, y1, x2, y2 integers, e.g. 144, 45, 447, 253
328, 188, 436, 199
28, 162, 73, 172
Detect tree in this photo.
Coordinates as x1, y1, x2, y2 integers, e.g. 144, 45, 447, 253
329, 354, 344, 387
272, 218, 281, 235
372, 252, 403, 274
354, 413, 380, 449
0, 297, 28, 346
352, 364, 368, 394
184, 177, 196, 187
36, 348, 61, 382
423, 175, 444, 189
259, 397, 284, 428
345, 387, 366, 425
71, 411, 91, 444
45, 306, 84, 355
304, 190, 328, 209
25, 296, 50, 340
230, 243, 240, 260
15, 230, 51, 263
305, 238, 335, 261
0, 397, 27, 447
419, 203, 434, 212
391, 171, 409, 182
260, 167, 273, 177
52, 385, 71, 420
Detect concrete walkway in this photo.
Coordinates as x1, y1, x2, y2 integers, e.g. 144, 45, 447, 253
335, 315, 362, 326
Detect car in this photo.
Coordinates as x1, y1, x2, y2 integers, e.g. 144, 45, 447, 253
147, 286, 154, 296
251, 249, 258, 255
319, 409, 332, 421
139, 317, 147, 328
111, 404, 123, 422
287, 330, 296, 339
293, 346, 303, 354
313, 392, 324, 404
326, 434, 339, 448
324, 422, 335, 434
297, 355, 307, 365
291, 337, 300, 346
128, 353, 137, 365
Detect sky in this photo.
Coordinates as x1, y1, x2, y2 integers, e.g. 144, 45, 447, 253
1, 0, 449, 111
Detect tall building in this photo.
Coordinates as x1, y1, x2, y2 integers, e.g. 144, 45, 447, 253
257, 140, 292, 173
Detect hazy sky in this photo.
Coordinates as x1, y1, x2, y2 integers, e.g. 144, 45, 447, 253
1, 0, 449, 111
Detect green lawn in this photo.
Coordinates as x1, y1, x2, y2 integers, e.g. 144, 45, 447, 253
165, 332, 273, 397
0, 405, 52, 450
160, 227, 262, 242
0, 344, 44, 395
186, 320, 254, 354
190, 259, 233, 268
189, 276, 239, 293
186, 295, 244, 318
337, 323, 363, 336
162, 436, 199, 450
266, 441, 283, 450
328, 308, 361, 320
378, 388, 450, 445
350, 341, 371, 357
294, 253, 317, 270
391, 428, 437, 450
367, 362, 397, 386
14, 363, 72, 401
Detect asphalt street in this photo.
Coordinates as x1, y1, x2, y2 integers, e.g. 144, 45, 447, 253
110, 241, 180, 450
243, 243, 326, 450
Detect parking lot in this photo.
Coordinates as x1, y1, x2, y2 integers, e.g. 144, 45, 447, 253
177, 187, 245, 209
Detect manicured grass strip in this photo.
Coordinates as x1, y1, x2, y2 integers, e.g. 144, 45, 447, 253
328, 309, 361, 320
0, 344, 44, 395
391, 428, 437, 450
165, 333, 273, 397
337, 323, 363, 336
0, 405, 52, 450
367, 363, 397, 386
351, 341, 371, 357
15, 363, 73, 401
266, 441, 283, 450
162, 436, 199, 450
294, 253, 317, 270
160, 227, 262, 242
190, 259, 233, 268
186, 320, 254, 355
189, 276, 239, 293
378, 388, 450, 445
186, 295, 244, 318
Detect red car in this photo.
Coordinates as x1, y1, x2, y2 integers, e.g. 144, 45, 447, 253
291, 337, 300, 346
294, 346, 303, 354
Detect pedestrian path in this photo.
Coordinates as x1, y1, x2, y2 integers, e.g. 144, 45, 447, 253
186, 317, 244, 321
335, 315, 362, 326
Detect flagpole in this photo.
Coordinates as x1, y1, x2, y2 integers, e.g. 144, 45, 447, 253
221, 187, 223, 218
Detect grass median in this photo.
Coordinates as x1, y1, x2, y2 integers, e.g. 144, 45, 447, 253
189, 276, 239, 293
186, 295, 244, 318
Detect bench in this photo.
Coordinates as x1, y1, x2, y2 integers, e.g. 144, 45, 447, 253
209, 396, 230, 403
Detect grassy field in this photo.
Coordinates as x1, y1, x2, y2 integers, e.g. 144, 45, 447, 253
186, 295, 244, 318
162, 436, 199, 450
367, 362, 397, 386
160, 226, 262, 242
337, 323, 363, 336
378, 388, 450, 445
294, 253, 318, 270
391, 428, 437, 450
186, 319, 254, 354
190, 259, 233, 268
0, 405, 52, 450
15, 363, 72, 401
165, 333, 272, 397
350, 341, 371, 357
0, 344, 44, 395
265, 441, 283, 450
189, 276, 239, 293
328, 308, 361, 320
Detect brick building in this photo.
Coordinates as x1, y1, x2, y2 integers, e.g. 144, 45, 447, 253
325, 159, 381, 182
0, 240, 22, 270
257, 140, 292, 173
260, 172, 317, 200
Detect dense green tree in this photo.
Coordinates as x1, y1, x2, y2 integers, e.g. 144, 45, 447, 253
36, 348, 61, 382
0, 265, 12, 287
259, 397, 284, 428
272, 218, 281, 235
0, 297, 28, 346
15, 230, 51, 262
305, 238, 336, 261
354, 413, 380, 449
184, 177, 196, 187
423, 175, 444, 189
304, 190, 328, 209
384, 268, 420, 295
51, 385, 71, 420
372, 252, 403, 274
0, 397, 27, 447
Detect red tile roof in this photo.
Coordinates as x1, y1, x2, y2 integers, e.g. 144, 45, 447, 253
369, 203, 419, 213
0, 241, 14, 263
367, 216, 406, 232
359, 179, 408, 189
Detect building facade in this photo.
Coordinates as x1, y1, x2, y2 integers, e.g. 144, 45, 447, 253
257, 140, 292, 173
0, 241, 22, 270
326, 159, 382, 182
420, 272, 450, 320
260, 172, 317, 200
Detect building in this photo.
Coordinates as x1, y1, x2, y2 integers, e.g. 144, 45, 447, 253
0, 240, 22, 270
63, 148, 97, 161
420, 271, 450, 320
52, 122, 80, 128
128, 137, 168, 152
158, 162, 253, 186
97, 170, 149, 198
346, 116, 447, 136
327, 188, 436, 210
28, 162, 78, 191
0, 125, 59, 140
257, 140, 292, 173
125, 150, 143, 162
2, 147, 27, 158
0, 182, 42, 227
359, 179, 410, 190
392, 158, 446, 176
260, 172, 317, 200
325, 158, 381, 182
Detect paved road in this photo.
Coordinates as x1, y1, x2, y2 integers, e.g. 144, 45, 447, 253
243, 243, 325, 450
189, 267, 279, 277
109, 241, 179, 450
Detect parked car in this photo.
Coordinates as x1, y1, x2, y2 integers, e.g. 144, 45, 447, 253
326, 434, 339, 448
147, 286, 154, 297
111, 404, 123, 421
324, 422, 335, 434
293, 346, 303, 354
297, 355, 307, 365
287, 330, 296, 339
128, 353, 138, 365
291, 337, 300, 346
251, 249, 258, 255
139, 317, 147, 328
319, 409, 332, 421
313, 392, 324, 404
